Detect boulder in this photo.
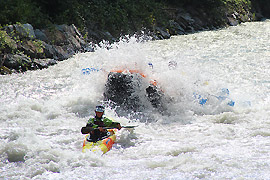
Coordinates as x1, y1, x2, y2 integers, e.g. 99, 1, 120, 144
44, 28, 67, 46
155, 27, 171, 39
65, 32, 81, 51
168, 20, 185, 35
53, 46, 70, 61
0, 65, 12, 75
42, 43, 57, 59
0, 30, 17, 53
3, 25, 14, 35
1, 23, 88, 74
227, 13, 239, 26
34, 29, 49, 42
14, 23, 36, 39
33, 59, 57, 69
18, 40, 45, 59
3, 54, 32, 71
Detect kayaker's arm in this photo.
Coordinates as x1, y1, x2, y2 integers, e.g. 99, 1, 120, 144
81, 126, 95, 134
103, 117, 122, 130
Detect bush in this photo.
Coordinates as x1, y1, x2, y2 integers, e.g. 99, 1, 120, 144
0, 0, 48, 28
0, 0, 267, 40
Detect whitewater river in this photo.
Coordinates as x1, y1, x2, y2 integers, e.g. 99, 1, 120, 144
1, 20, 270, 179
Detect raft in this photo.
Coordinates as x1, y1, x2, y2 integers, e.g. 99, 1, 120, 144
82, 129, 117, 154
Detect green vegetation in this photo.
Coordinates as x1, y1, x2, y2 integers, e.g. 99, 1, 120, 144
1, 0, 267, 75
0, 0, 268, 39
0, 30, 17, 54
0, 0, 167, 37
251, 0, 270, 17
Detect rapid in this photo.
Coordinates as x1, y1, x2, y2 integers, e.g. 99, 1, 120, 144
1, 20, 270, 179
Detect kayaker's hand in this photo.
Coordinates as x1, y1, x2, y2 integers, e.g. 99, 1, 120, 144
98, 127, 105, 132
117, 124, 122, 130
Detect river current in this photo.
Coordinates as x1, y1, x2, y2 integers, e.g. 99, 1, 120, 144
1, 20, 270, 179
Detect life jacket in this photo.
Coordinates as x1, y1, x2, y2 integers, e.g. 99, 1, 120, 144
87, 117, 105, 127
87, 116, 119, 129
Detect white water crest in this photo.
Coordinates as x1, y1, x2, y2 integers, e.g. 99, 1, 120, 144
1, 20, 270, 179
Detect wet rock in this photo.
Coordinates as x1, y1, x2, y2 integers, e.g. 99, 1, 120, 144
0, 66, 12, 75
3, 53, 32, 71
168, 20, 186, 35
227, 16, 239, 26
53, 45, 71, 61
33, 59, 57, 69
1, 23, 88, 73
3, 25, 14, 34
155, 27, 171, 39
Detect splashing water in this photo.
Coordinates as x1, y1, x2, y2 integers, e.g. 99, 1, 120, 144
1, 21, 270, 179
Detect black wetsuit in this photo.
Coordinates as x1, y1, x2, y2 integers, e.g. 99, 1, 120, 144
81, 116, 120, 142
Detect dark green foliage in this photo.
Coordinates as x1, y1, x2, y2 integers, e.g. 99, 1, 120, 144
0, 0, 167, 37
0, 0, 49, 28
162, 0, 224, 7
251, 0, 270, 17
78, 0, 166, 35
0, 0, 268, 39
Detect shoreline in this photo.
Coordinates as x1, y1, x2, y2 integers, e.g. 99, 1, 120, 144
0, 1, 267, 75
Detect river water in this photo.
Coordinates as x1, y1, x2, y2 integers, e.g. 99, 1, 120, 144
1, 20, 270, 179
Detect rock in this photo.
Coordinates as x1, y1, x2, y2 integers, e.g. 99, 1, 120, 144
53, 46, 70, 61
178, 11, 195, 26
3, 25, 14, 35
0, 66, 12, 75
34, 29, 49, 42
42, 43, 57, 59
155, 27, 170, 39
44, 28, 67, 46
65, 32, 81, 51
1, 23, 88, 74
102, 31, 117, 42
227, 15, 239, 26
62, 44, 76, 57
0, 30, 17, 53
33, 59, 57, 69
168, 20, 185, 35
3, 54, 32, 71
14, 23, 36, 39
18, 40, 45, 59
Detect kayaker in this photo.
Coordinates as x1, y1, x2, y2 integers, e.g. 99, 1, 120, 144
81, 105, 122, 142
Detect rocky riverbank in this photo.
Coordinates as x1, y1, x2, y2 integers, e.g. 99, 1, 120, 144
0, 1, 266, 75
0, 23, 88, 74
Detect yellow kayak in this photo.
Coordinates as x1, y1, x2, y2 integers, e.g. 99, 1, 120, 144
82, 129, 117, 154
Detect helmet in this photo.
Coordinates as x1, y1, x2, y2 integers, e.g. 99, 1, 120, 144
95, 105, 105, 112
